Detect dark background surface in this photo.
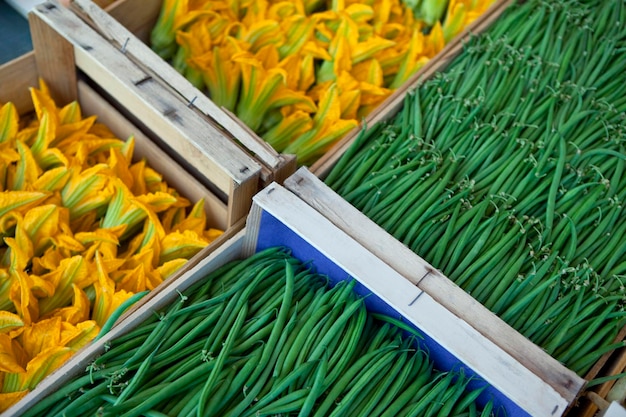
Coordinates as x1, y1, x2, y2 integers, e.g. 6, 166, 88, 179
0, 1, 33, 65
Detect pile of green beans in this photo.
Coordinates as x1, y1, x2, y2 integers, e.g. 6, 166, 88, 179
326, 0, 626, 376
25, 247, 498, 417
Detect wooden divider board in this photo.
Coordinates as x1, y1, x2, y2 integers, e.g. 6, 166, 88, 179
0, 52, 39, 113
70, 0, 298, 185
29, 1, 263, 226
283, 167, 586, 416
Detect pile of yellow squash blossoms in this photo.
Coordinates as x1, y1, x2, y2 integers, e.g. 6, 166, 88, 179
151, 0, 496, 164
0, 81, 222, 411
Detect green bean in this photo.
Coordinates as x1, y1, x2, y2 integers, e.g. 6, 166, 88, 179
520, 287, 572, 340
101, 381, 191, 416
362, 322, 397, 355
277, 303, 333, 379
163, 381, 204, 415
354, 348, 410, 416
119, 300, 184, 370
91, 334, 147, 369
543, 286, 585, 355
51, 383, 109, 417
373, 160, 448, 231
114, 340, 163, 406
379, 364, 436, 417
455, 217, 522, 288
600, 234, 626, 278
246, 361, 317, 416
345, 158, 429, 212
324, 306, 368, 388
202, 263, 272, 356
515, 271, 564, 339
405, 372, 455, 417
499, 251, 560, 324
253, 389, 310, 416
570, 340, 626, 376
162, 304, 221, 358
197, 303, 250, 416
543, 136, 567, 238
430, 377, 470, 417
95, 290, 149, 341
396, 161, 460, 241
222, 272, 297, 416
451, 384, 488, 415
328, 349, 399, 417
478, 239, 528, 310
554, 299, 620, 363
22, 365, 125, 417
298, 355, 327, 417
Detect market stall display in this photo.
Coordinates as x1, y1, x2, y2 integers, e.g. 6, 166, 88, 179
6, 181, 531, 417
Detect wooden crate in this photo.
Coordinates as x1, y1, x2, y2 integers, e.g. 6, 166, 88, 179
65, 0, 506, 179
20, 1, 263, 226
7, 181, 546, 416
69, 0, 297, 185
284, 167, 586, 416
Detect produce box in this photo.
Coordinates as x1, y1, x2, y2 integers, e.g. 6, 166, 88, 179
65, 0, 507, 172
7, 181, 541, 416
23, 1, 263, 226
285, 167, 585, 416
0, 7, 258, 408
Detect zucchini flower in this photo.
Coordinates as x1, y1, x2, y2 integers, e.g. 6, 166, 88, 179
284, 84, 358, 165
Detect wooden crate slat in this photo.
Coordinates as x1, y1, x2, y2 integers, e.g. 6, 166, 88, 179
0, 51, 39, 113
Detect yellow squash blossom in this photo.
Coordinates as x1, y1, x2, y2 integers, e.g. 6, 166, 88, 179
284, 83, 359, 164
153, 0, 495, 164
0, 103, 19, 144
92, 252, 134, 327
0, 80, 223, 410
0, 312, 23, 336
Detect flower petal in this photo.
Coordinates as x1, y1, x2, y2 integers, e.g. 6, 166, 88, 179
0, 311, 24, 335
160, 230, 209, 264
18, 317, 63, 360
20, 346, 73, 390
0, 102, 19, 144
0, 390, 28, 413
